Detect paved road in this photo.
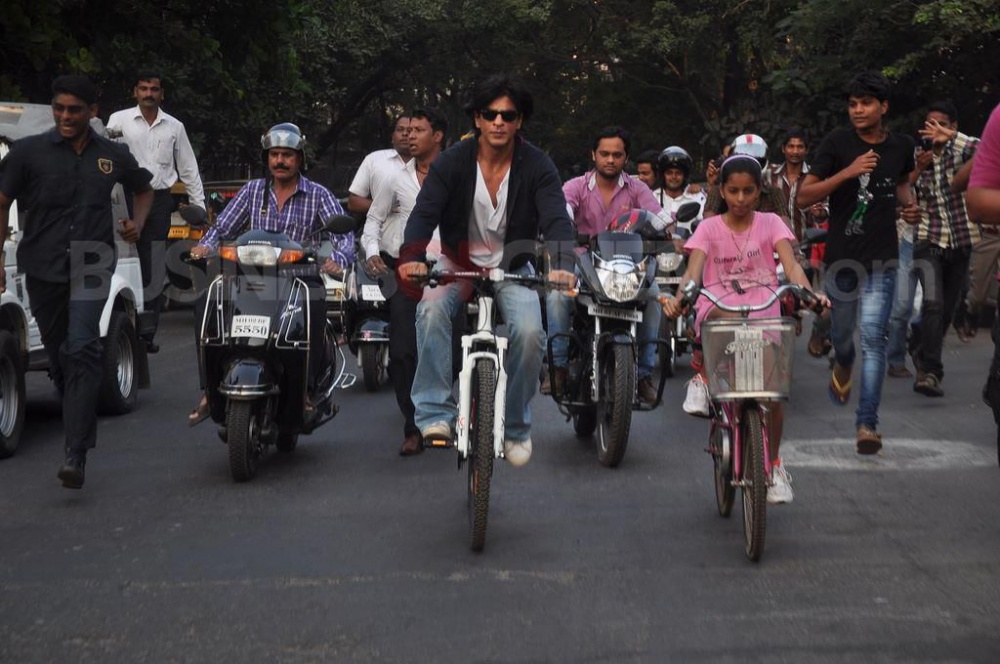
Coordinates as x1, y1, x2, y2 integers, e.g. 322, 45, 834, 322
1, 308, 999, 662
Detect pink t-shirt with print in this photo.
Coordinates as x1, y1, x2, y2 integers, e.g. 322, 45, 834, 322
685, 211, 796, 332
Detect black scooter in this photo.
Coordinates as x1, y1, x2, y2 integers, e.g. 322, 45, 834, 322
194, 215, 356, 482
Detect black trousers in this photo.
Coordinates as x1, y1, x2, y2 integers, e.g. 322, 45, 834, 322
985, 300, 1000, 424
136, 189, 176, 340
27, 273, 110, 455
382, 254, 420, 436
912, 241, 971, 379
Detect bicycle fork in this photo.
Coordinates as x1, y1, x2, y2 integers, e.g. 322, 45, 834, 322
455, 296, 509, 460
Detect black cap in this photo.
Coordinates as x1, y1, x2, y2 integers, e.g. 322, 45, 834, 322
51, 75, 99, 106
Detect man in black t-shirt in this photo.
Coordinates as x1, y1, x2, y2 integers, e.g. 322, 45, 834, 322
798, 71, 919, 454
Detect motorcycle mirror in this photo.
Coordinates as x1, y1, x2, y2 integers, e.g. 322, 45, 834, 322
320, 214, 357, 236
179, 205, 208, 226
675, 202, 700, 224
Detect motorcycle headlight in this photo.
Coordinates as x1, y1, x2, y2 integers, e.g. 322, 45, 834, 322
595, 259, 642, 302
657, 253, 684, 273
235, 245, 280, 266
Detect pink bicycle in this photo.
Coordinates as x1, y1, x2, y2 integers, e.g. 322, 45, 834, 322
680, 281, 822, 561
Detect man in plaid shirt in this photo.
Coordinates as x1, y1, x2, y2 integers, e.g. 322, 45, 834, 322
909, 100, 979, 397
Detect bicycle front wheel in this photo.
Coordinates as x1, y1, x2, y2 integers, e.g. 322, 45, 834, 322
741, 407, 768, 561
468, 357, 496, 552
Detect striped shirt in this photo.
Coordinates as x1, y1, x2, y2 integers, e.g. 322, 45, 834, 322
200, 175, 355, 267
914, 132, 979, 249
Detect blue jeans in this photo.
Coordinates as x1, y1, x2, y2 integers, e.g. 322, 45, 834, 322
886, 238, 919, 368
546, 281, 661, 379
412, 260, 544, 442
825, 265, 897, 430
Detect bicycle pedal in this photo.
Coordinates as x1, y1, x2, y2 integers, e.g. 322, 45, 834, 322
423, 436, 455, 449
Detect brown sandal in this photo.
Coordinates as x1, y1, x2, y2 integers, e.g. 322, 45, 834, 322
856, 426, 883, 455
188, 394, 210, 427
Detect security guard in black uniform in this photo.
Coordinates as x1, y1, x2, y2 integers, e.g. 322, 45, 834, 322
0, 75, 154, 489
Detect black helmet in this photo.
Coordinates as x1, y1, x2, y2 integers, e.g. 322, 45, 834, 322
261, 122, 307, 168
657, 146, 693, 184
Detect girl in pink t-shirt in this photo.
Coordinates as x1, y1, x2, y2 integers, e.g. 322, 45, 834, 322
663, 154, 826, 504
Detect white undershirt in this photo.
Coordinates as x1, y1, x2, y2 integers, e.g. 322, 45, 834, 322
468, 163, 510, 268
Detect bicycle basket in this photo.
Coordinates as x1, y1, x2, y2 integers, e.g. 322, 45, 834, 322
700, 317, 797, 400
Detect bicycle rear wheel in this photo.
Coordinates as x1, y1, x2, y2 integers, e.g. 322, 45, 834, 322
468, 357, 496, 552
741, 407, 767, 561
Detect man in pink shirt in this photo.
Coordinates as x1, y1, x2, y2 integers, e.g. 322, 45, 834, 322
547, 126, 669, 404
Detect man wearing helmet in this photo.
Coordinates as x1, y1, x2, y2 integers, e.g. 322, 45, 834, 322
554, 126, 669, 404
188, 122, 355, 422
705, 134, 791, 230
654, 146, 706, 232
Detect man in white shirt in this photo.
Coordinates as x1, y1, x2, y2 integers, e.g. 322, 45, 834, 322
347, 115, 411, 215
362, 108, 446, 456
107, 70, 205, 352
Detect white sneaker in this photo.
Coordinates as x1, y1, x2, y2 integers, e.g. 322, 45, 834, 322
682, 374, 710, 417
503, 437, 532, 467
768, 464, 794, 504
421, 421, 453, 442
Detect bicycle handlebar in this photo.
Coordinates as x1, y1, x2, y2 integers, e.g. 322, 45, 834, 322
680, 280, 825, 315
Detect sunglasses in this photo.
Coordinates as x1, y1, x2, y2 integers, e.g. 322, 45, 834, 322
479, 109, 519, 123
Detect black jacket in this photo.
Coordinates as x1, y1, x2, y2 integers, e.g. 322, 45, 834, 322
402, 135, 576, 272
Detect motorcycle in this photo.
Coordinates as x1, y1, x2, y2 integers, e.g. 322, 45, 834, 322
653, 202, 702, 377
344, 257, 393, 392
546, 212, 671, 468
192, 214, 356, 482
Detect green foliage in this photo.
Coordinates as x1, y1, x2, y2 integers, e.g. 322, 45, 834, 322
1, 0, 997, 185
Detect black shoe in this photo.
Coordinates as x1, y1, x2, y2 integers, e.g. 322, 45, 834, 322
57, 454, 86, 489
144, 339, 160, 354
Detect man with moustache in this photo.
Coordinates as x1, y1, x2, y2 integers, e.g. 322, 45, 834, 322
107, 70, 205, 353
361, 108, 448, 455
188, 122, 355, 422
0, 75, 154, 488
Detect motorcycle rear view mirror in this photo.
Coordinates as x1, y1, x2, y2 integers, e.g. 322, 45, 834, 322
804, 226, 828, 243
675, 202, 701, 224
319, 214, 357, 236
179, 204, 208, 226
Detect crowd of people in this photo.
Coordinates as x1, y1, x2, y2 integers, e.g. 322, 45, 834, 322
2, 69, 1000, 498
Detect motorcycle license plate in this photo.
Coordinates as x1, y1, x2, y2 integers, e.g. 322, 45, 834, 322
167, 226, 188, 239
361, 284, 385, 302
657, 276, 683, 285
231, 315, 271, 339
587, 303, 642, 323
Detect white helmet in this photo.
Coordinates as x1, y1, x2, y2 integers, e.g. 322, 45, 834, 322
730, 133, 768, 169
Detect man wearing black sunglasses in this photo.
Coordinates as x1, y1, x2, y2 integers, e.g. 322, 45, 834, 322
399, 74, 576, 467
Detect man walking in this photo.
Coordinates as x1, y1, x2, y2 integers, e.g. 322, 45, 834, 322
107, 70, 205, 353
908, 100, 979, 397
347, 115, 411, 215
797, 71, 919, 454
398, 75, 576, 467
0, 75, 154, 488
361, 108, 447, 455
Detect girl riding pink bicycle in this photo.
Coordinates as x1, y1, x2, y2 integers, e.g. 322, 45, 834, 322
663, 154, 829, 504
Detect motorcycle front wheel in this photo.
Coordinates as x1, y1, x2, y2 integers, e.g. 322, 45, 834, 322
227, 400, 262, 482
597, 344, 634, 468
